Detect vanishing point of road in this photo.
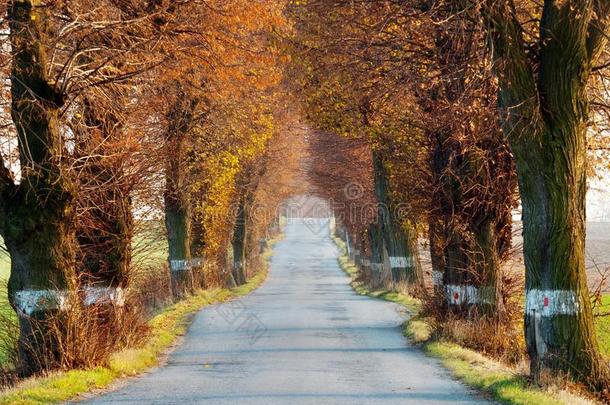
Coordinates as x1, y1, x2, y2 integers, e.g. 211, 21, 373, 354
79, 219, 490, 404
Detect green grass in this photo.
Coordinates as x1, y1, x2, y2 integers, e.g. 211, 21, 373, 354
332, 235, 592, 405
0, 227, 169, 367
334, 237, 421, 314
0, 235, 281, 405
0, 246, 13, 367
426, 342, 565, 405
594, 294, 610, 357
0, 252, 9, 280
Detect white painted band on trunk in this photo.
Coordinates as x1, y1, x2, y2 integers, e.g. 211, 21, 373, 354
13, 287, 125, 315
445, 285, 479, 305
432, 271, 443, 286
389, 256, 412, 268
525, 289, 580, 316
83, 287, 125, 307
191, 257, 204, 267
170, 259, 192, 271
13, 290, 70, 316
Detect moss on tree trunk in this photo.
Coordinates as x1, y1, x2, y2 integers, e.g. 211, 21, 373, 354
4, 0, 77, 376
484, 0, 610, 386
164, 94, 197, 299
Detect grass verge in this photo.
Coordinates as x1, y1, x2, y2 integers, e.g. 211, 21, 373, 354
332, 235, 597, 405
0, 236, 280, 405
594, 294, 610, 357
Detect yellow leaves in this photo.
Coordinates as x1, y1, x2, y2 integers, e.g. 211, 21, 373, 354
166, 0, 288, 266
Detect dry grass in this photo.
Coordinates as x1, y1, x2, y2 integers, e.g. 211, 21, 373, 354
437, 315, 525, 364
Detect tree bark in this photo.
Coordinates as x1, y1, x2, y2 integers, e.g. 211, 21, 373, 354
367, 221, 386, 288
428, 216, 445, 293
164, 94, 197, 299
190, 212, 206, 288
472, 218, 504, 318
372, 151, 423, 286
231, 195, 247, 286
483, 0, 610, 385
5, 0, 77, 375
75, 97, 132, 299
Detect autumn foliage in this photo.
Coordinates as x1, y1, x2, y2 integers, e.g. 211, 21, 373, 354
0, 0, 609, 400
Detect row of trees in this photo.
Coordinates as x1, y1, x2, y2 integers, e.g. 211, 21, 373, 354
289, 0, 610, 391
0, 0, 295, 376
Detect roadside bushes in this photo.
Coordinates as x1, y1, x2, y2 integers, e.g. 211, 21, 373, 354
0, 0, 292, 380
289, 0, 610, 395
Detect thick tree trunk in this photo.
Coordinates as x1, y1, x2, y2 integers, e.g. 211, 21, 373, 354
372, 152, 423, 286
442, 226, 476, 311
165, 187, 194, 298
5, 0, 77, 376
472, 218, 504, 318
164, 96, 196, 299
75, 98, 131, 303
483, 0, 610, 385
516, 123, 605, 383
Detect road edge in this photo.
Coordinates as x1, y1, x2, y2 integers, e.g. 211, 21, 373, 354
0, 235, 282, 405
331, 235, 598, 405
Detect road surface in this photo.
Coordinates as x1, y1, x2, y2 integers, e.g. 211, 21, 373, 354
80, 219, 490, 404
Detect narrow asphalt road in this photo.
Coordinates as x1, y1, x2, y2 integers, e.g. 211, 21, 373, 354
80, 219, 490, 404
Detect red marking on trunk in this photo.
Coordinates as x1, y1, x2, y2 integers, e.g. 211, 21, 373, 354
543, 297, 549, 307
453, 292, 459, 301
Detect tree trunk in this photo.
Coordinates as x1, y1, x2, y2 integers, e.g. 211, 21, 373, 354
472, 218, 504, 318
75, 97, 131, 304
231, 195, 247, 286
517, 123, 605, 383
429, 132, 478, 313
424, 3, 511, 317
190, 213, 206, 288
372, 151, 423, 286
442, 225, 476, 311
165, 184, 194, 298
428, 217, 445, 293
5, 0, 77, 376
76, 184, 131, 306
164, 95, 197, 299
367, 221, 386, 289
483, 0, 610, 385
